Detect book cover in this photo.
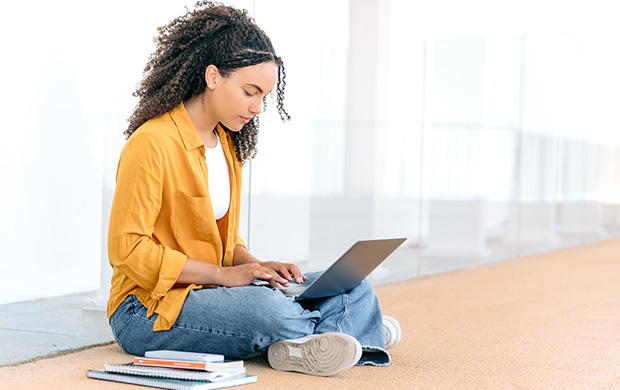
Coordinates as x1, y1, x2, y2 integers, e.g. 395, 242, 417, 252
134, 357, 244, 372
145, 350, 225, 362
87, 370, 257, 390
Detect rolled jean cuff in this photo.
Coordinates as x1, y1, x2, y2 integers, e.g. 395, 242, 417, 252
356, 346, 391, 366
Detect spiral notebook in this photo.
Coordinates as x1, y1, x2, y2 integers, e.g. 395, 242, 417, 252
104, 363, 246, 382
87, 369, 257, 390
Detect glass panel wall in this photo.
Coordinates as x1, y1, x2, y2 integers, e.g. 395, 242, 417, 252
419, 36, 522, 274
246, 0, 620, 282
245, 0, 423, 282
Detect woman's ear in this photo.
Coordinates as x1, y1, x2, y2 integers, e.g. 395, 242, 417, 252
205, 65, 220, 90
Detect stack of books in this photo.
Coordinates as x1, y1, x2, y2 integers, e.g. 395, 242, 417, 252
87, 350, 257, 390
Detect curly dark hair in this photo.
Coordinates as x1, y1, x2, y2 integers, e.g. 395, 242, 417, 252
125, 0, 290, 163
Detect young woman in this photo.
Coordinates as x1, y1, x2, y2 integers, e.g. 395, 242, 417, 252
107, 1, 400, 376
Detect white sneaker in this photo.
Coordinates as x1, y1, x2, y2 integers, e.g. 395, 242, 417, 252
267, 333, 362, 376
383, 315, 401, 349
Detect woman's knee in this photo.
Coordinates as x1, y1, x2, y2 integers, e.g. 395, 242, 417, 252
355, 278, 376, 296
349, 278, 380, 306
242, 291, 317, 339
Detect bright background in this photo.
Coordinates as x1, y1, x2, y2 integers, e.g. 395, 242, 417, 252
1, 0, 620, 305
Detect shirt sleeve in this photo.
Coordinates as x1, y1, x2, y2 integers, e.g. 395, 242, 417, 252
108, 133, 186, 300
235, 235, 247, 249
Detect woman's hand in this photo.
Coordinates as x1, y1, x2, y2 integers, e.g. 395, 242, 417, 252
231, 246, 308, 290
260, 261, 308, 286
219, 262, 291, 289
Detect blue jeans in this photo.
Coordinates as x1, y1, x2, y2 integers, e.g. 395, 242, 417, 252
110, 272, 390, 366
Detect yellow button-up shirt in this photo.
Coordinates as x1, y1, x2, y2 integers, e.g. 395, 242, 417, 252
107, 103, 245, 331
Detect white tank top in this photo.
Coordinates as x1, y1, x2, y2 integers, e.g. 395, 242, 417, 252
204, 132, 231, 220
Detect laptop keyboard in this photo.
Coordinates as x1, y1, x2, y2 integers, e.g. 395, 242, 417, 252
282, 283, 308, 298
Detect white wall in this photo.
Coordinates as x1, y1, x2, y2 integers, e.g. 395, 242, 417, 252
0, 0, 251, 305
0, 1, 106, 304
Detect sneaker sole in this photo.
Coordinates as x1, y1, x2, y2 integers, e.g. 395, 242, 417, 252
267, 333, 362, 376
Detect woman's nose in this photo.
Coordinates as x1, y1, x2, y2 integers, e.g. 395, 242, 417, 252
250, 99, 262, 115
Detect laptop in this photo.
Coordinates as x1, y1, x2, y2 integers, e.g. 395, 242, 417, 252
281, 238, 406, 300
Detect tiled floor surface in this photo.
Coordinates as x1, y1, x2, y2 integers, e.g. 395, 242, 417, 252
0, 292, 113, 366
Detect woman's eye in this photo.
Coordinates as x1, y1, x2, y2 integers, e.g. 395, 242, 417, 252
244, 90, 254, 97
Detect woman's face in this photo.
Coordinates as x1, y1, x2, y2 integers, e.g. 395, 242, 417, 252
206, 61, 278, 132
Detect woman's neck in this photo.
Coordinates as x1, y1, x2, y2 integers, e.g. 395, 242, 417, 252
183, 95, 218, 148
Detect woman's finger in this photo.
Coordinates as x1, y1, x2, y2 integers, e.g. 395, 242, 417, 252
286, 264, 305, 284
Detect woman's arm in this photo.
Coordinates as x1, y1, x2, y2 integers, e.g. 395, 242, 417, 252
109, 133, 187, 297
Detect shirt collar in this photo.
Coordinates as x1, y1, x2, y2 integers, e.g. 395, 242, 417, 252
169, 102, 233, 157
169, 102, 204, 151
